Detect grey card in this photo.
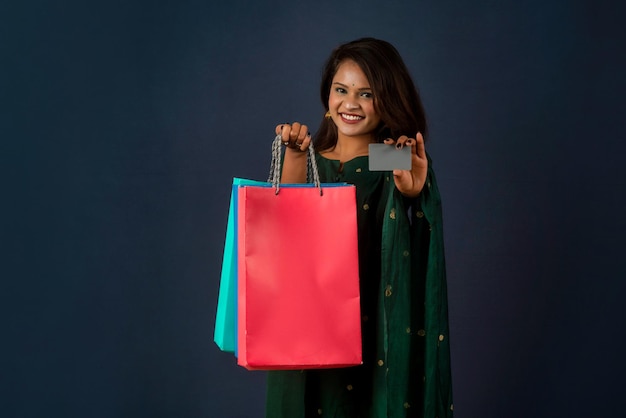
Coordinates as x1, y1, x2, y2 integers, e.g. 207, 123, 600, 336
368, 143, 412, 171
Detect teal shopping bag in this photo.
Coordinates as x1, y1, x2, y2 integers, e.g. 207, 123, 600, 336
214, 178, 268, 353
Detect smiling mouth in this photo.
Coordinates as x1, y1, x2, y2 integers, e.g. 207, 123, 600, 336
341, 113, 364, 121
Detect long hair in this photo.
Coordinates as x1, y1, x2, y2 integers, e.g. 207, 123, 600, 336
314, 38, 428, 152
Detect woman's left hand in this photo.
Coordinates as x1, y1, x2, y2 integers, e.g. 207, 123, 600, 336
383, 132, 428, 198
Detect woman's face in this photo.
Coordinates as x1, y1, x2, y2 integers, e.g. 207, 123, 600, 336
327, 59, 381, 141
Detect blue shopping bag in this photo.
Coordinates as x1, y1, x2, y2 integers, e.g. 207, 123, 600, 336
214, 178, 268, 353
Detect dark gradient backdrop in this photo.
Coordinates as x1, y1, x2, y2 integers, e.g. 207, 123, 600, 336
2, 1, 625, 417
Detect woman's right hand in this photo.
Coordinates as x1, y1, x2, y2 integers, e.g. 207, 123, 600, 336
275, 122, 311, 152
276, 122, 311, 183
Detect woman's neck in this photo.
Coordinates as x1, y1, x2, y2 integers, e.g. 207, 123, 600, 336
321, 134, 375, 162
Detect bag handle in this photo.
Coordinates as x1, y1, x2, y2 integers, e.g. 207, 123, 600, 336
268, 134, 322, 195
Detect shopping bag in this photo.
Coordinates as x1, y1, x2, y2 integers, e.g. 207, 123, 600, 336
236, 135, 362, 370
214, 178, 267, 353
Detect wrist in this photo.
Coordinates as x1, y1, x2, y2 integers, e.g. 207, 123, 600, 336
284, 148, 308, 159
400, 190, 420, 199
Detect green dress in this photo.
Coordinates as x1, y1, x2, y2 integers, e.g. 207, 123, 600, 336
266, 154, 453, 418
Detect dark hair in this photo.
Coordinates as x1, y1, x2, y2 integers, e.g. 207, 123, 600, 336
314, 37, 428, 152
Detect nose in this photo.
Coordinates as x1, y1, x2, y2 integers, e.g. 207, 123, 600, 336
344, 98, 359, 110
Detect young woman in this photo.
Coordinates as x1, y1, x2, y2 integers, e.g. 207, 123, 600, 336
267, 38, 453, 418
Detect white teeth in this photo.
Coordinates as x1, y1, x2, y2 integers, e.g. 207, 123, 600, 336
342, 114, 363, 120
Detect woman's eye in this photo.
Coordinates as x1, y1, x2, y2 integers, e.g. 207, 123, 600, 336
361, 92, 373, 98
335, 87, 346, 94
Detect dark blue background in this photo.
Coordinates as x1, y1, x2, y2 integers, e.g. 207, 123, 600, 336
2, 1, 625, 417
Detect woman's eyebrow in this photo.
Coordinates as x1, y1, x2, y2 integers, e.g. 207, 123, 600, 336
332, 81, 372, 91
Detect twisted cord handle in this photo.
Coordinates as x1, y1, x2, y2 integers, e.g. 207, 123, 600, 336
268, 134, 322, 195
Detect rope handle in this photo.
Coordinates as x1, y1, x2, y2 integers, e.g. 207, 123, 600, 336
267, 134, 322, 195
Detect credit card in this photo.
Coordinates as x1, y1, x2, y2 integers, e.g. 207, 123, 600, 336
368, 143, 411, 171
